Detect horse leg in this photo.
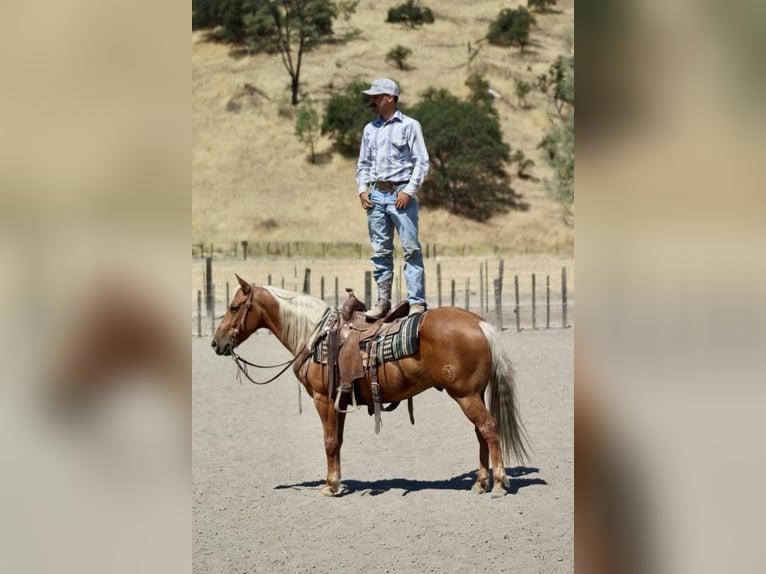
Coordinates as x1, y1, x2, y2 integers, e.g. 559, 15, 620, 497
313, 394, 344, 496
473, 427, 490, 494
454, 394, 509, 496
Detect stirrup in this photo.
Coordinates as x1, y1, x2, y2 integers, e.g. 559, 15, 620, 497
334, 387, 357, 413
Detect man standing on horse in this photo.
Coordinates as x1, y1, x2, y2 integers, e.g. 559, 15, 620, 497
356, 78, 430, 319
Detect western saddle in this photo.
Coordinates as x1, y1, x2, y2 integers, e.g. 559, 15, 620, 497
294, 289, 414, 433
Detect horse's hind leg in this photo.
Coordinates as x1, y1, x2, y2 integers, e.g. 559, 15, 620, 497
454, 394, 509, 495
314, 394, 345, 496
473, 427, 490, 494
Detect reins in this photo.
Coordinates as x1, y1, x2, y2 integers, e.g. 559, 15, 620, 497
231, 348, 296, 385
229, 302, 333, 387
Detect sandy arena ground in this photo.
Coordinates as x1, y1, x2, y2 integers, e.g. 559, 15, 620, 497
193, 323, 573, 573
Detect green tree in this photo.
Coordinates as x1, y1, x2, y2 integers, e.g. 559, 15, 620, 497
192, 0, 251, 42
244, 1, 356, 106
465, 72, 494, 108
527, 0, 557, 13
409, 88, 526, 221
386, 0, 434, 27
320, 81, 371, 156
487, 7, 536, 53
537, 55, 574, 116
192, 0, 223, 31
538, 55, 574, 214
295, 98, 321, 163
386, 45, 413, 70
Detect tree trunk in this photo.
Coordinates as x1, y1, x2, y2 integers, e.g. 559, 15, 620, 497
291, 76, 299, 106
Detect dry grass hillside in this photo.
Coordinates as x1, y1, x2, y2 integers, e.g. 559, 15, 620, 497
192, 0, 574, 255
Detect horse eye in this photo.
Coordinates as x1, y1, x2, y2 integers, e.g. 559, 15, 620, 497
230, 305, 240, 313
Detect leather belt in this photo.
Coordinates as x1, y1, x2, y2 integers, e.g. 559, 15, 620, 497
372, 180, 409, 193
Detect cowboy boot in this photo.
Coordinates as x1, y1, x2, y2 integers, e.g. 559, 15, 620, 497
408, 303, 426, 316
364, 279, 391, 320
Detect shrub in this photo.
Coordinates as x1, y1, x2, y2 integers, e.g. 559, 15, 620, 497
515, 79, 533, 108
527, 0, 557, 13
386, 0, 434, 28
487, 7, 536, 52
386, 45, 413, 70
538, 55, 574, 210
320, 81, 372, 156
295, 98, 321, 163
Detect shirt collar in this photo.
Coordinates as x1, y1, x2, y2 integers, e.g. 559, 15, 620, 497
374, 109, 403, 126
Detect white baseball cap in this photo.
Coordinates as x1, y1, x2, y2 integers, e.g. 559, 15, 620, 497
361, 78, 400, 97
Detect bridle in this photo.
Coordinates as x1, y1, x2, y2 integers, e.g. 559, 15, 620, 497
229, 283, 295, 385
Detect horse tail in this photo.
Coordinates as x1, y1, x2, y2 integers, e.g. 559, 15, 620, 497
479, 321, 531, 465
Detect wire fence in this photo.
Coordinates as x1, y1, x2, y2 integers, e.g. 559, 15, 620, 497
193, 255, 573, 337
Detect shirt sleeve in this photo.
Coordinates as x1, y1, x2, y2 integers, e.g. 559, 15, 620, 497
402, 119, 429, 198
356, 126, 372, 194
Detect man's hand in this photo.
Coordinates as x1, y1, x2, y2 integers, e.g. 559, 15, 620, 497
359, 191, 373, 210
394, 191, 412, 210
359, 191, 375, 210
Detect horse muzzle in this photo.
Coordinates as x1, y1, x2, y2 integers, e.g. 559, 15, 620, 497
211, 338, 233, 356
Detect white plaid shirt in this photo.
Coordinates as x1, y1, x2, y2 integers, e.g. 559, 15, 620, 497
356, 109, 430, 198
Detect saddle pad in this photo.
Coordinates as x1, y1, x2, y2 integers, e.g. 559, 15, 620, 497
377, 312, 424, 363
311, 310, 337, 363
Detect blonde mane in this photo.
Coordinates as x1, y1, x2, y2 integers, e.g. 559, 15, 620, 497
262, 286, 329, 353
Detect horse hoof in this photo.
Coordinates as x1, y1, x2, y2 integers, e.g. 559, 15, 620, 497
320, 485, 337, 497
489, 488, 507, 498
471, 484, 486, 495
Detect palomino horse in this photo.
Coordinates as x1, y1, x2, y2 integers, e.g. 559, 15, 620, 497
211, 274, 530, 496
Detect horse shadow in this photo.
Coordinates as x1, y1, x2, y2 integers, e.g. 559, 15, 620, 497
275, 466, 545, 497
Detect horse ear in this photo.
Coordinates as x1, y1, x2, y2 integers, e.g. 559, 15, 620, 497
235, 274, 251, 292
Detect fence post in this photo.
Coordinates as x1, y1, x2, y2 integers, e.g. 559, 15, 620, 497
197, 290, 202, 338
209, 284, 216, 336
465, 278, 470, 310
241, 240, 248, 261
484, 260, 489, 313
320, 276, 325, 301
514, 274, 521, 332
479, 263, 484, 315
364, 271, 372, 308
334, 276, 339, 307
226, 282, 230, 306
562, 267, 569, 328
546, 275, 551, 329
437, 263, 442, 307
268, 273, 272, 286
531, 273, 536, 330
303, 268, 311, 294
494, 278, 503, 330
451, 279, 456, 307
205, 256, 213, 320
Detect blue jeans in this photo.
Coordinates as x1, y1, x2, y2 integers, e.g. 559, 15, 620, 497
367, 185, 425, 305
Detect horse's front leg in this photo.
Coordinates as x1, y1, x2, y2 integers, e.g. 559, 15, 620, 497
313, 394, 345, 496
